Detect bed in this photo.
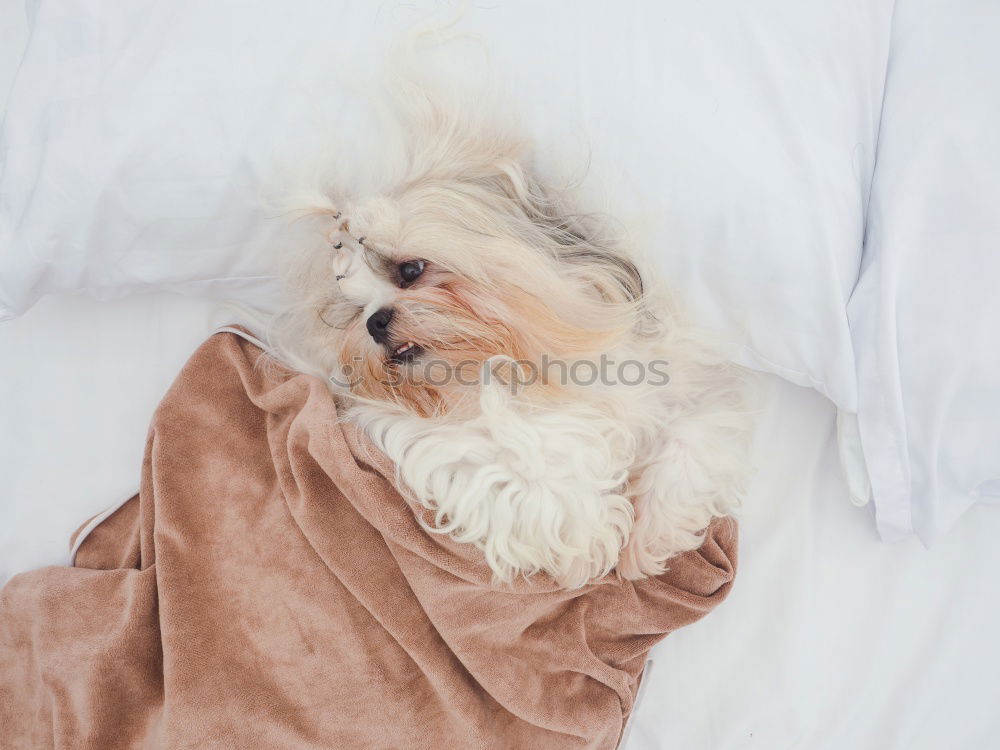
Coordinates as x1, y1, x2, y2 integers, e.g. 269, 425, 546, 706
2, 2, 999, 748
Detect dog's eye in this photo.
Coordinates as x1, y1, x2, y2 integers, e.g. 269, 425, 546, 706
398, 260, 425, 286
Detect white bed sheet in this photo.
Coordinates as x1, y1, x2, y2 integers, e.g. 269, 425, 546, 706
2, 294, 999, 749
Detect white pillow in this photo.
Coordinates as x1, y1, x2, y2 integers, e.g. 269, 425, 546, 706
840, 0, 1000, 542
0, 0, 892, 409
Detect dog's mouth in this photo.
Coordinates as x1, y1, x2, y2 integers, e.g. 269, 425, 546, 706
389, 341, 423, 365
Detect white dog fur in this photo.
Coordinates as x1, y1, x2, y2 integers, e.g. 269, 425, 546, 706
262, 50, 753, 588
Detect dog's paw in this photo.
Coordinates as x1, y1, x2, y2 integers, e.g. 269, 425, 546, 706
615, 533, 668, 580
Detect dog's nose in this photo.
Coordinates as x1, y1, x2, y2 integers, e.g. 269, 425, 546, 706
366, 307, 394, 344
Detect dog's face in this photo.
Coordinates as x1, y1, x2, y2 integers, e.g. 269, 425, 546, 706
319, 175, 644, 417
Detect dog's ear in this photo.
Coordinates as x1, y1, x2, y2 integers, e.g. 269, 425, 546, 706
479, 160, 645, 305
390, 81, 644, 305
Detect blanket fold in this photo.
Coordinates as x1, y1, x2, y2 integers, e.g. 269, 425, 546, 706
0, 331, 737, 749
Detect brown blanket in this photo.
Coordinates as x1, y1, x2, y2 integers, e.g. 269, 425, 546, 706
0, 331, 737, 749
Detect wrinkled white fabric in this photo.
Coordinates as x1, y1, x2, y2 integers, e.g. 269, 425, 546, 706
842, 0, 1000, 543
0, 0, 893, 409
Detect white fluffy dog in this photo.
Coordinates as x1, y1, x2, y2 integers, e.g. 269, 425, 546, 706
266, 73, 753, 588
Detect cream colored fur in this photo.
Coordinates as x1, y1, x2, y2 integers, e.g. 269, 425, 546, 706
263, 55, 754, 588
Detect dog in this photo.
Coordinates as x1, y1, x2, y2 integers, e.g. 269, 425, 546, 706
265, 81, 753, 589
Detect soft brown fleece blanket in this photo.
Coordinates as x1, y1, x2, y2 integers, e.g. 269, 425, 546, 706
0, 330, 737, 750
